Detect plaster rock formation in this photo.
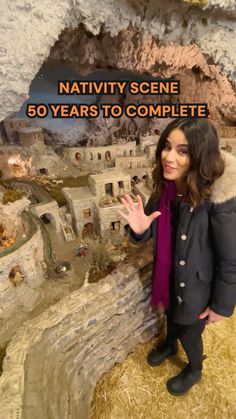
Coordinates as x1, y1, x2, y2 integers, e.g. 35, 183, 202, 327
0, 0, 236, 121
49, 26, 236, 125
0, 253, 159, 419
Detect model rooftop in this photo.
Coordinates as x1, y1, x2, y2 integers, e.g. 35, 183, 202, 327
89, 169, 131, 182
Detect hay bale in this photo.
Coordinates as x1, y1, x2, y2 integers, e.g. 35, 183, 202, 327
90, 314, 236, 418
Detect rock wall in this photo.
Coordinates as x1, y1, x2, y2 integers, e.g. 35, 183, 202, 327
50, 27, 236, 124
0, 213, 45, 345
0, 197, 30, 220
0, 252, 160, 419
0, 0, 235, 121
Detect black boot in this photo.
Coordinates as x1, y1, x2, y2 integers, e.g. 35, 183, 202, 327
166, 364, 202, 396
147, 340, 178, 367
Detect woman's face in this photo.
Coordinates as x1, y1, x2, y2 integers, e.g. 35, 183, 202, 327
161, 128, 190, 181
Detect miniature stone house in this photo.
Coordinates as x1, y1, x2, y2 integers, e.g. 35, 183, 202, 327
18, 127, 45, 148
88, 169, 130, 197
139, 134, 159, 152
217, 126, 236, 138
63, 141, 137, 171
63, 169, 136, 240
62, 186, 97, 238
220, 137, 236, 157
3, 117, 29, 144
144, 144, 157, 164
115, 154, 149, 170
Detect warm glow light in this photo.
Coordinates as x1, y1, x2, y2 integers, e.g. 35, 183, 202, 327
8, 154, 32, 176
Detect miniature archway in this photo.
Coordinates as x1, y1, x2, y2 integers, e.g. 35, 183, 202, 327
82, 222, 94, 238
39, 168, 48, 175
40, 213, 56, 227
75, 152, 82, 161
105, 151, 111, 161
132, 176, 139, 184
8, 265, 24, 287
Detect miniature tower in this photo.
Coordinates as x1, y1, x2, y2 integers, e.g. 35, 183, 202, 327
18, 127, 45, 148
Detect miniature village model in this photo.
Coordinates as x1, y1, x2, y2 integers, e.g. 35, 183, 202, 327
0, 117, 161, 339
1, 117, 236, 328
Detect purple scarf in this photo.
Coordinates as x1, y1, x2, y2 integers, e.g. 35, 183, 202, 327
151, 181, 177, 310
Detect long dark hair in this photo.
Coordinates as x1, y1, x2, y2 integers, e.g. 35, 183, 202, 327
151, 118, 225, 207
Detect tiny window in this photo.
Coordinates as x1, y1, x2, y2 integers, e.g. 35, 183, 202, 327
83, 208, 91, 218
110, 221, 121, 230
118, 181, 124, 188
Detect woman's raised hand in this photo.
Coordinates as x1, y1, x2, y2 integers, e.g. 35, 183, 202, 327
117, 194, 161, 235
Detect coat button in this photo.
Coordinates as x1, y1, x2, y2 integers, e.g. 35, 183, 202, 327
180, 282, 186, 287
181, 234, 187, 240
190, 207, 194, 212
179, 260, 186, 266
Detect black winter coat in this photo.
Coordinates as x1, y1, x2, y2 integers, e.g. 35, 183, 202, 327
128, 151, 236, 324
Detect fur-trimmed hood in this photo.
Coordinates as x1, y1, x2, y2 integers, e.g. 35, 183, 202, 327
210, 151, 236, 204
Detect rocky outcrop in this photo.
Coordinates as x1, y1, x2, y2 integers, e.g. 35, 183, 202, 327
0, 252, 160, 419
49, 26, 236, 124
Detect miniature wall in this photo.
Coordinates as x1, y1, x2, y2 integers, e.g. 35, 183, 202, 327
134, 181, 153, 206
0, 197, 30, 222
88, 172, 131, 198
95, 202, 129, 239
0, 251, 160, 419
62, 187, 96, 236
0, 212, 45, 342
31, 200, 61, 233
115, 155, 149, 170
217, 127, 236, 138
63, 142, 137, 171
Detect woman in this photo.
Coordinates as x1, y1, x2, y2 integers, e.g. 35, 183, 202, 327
118, 118, 236, 396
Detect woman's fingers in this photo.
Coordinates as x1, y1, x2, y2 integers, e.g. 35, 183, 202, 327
120, 196, 132, 213
124, 194, 135, 211
148, 211, 161, 222
136, 194, 144, 211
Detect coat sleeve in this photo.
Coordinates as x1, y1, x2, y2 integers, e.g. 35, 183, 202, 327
209, 199, 236, 317
125, 196, 153, 244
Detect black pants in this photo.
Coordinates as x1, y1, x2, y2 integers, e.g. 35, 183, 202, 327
166, 310, 206, 370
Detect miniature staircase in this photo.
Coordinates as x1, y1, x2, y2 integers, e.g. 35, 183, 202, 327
60, 212, 76, 242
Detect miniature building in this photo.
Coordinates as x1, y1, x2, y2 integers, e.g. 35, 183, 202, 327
143, 144, 156, 163
62, 186, 97, 238
88, 170, 130, 197
216, 126, 236, 138
220, 137, 236, 157
63, 168, 136, 240
3, 118, 29, 144
18, 127, 45, 148
139, 134, 159, 152
63, 141, 137, 170
133, 177, 153, 206
115, 155, 149, 170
